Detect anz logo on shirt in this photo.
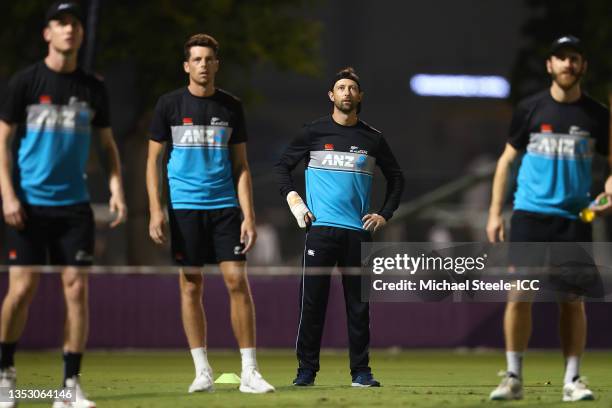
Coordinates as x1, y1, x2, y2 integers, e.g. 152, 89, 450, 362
527, 128, 593, 160
27, 96, 91, 130
321, 153, 369, 169
310, 150, 375, 175
171, 124, 232, 148
322, 153, 356, 168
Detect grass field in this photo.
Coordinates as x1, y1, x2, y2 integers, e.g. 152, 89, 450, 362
13, 350, 612, 407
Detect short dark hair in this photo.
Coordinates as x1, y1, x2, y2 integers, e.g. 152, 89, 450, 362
330, 67, 361, 91
330, 67, 363, 113
184, 34, 219, 61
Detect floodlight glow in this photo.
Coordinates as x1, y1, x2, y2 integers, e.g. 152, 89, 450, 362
410, 74, 510, 98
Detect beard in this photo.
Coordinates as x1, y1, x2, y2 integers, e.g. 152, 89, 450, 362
334, 99, 357, 114
551, 69, 583, 91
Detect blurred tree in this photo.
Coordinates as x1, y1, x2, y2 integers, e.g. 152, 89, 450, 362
0, 0, 323, 105
97, 0, 322, 107
510, 0, 612, 104
0, 0, 50, 78
0, 1, 322, 265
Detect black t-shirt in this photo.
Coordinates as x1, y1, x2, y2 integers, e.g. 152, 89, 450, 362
508, 90, 610, 217
275, 115, 404, 230
149, 87, 247, 209
0, 61, 110, 205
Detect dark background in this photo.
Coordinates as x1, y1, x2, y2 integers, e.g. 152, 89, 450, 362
1, 0, 611, 349
1, 0, 611, 266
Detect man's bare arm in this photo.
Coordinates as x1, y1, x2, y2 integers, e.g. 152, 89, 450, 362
0, 120, 25, 229
230, 142, 257, 253
486, 143, 519, 242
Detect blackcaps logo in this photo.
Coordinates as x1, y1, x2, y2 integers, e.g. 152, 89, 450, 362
211, 117, 229, 126
350, 146, 368, 155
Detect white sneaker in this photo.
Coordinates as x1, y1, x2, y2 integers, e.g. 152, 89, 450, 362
52, 376, 96, 408
489, 371, 523, 401
239, 368, 275, 394
188, 370, 214, 393
563, 377, 594, 402
0, 367, 16, 408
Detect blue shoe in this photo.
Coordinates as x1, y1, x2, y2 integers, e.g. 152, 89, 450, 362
293, 369, 315, 386
351, 372, 381, 387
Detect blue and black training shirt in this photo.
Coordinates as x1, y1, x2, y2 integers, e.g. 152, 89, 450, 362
509, 90, 609, 218
0, 61, 110, 206
149, 87, 247, 210
275, 115, 404, 231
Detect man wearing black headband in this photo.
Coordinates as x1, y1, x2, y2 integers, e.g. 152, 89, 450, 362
0, 2, 127, 407
275, 67, 404, 387
487, 35, 611, 402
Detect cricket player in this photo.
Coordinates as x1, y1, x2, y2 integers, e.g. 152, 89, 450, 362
0, 2, 127, 407
275, 67, 404, 387
486, 35, 611, 402
146, 33, 274, 394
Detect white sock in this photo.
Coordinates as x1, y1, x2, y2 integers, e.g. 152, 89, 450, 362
240, 348, 257, 371
506, 351, 523, 378
190, 347, 211, 374
564, 355, 580, 384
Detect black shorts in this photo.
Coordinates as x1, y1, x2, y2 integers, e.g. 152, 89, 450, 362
510, 210, 592, 243
168, 207, 246, 266
509, 210, 602, 298
5, 203, 94, 266
304, 225, 371, 268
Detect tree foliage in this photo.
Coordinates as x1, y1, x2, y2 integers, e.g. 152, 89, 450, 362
0, 0, 323, 105
97, 0, 322, 105
511, 0, 612, 103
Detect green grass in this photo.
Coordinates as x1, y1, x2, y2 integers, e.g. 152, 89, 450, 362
13, 350, 612, 407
